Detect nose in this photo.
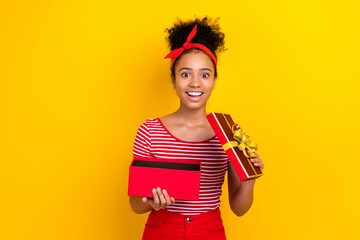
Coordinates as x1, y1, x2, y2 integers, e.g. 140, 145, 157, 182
189, 75, 201, 88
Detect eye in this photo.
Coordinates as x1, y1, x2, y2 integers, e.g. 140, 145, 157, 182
201, 73, 209, 78
182, 72, 190, 77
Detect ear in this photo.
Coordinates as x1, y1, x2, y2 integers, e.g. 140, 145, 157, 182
171, 75, 176, 89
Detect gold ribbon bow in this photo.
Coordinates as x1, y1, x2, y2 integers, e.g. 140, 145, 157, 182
222, 123, 258, 158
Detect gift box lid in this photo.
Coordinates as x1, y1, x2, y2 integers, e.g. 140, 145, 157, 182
206, 112, 262, 181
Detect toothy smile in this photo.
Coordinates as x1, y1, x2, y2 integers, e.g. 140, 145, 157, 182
186, 92, 204, 96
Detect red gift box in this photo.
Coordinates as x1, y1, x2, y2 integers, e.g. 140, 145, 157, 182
128, 156, 201, 200
207, 112, 263, 181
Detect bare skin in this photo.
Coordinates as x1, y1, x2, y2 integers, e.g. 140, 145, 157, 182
228, 150, 264, 216
129, 50, 264, 215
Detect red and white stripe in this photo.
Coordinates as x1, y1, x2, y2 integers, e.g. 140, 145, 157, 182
132, 118, 229, 215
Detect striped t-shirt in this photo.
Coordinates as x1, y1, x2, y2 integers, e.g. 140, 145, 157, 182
132, 118, 229, 215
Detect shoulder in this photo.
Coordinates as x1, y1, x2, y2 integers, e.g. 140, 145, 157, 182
137, 118, 159, 125
143, 118, 160, 126
136, 118, 161, 132
159, 113, 176, 123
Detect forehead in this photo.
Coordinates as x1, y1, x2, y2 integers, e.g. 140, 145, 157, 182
175, 51, 215, 71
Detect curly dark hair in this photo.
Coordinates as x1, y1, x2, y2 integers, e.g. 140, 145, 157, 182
165, 16, 226, 78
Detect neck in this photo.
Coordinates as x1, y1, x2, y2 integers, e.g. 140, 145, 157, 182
173, 103, 208, 125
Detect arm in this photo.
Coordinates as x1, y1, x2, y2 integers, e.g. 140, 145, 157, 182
129, 122, 176, 214
228, 150, 264, 216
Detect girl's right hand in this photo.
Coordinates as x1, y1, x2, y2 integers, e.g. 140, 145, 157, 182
142, 187, 176, 211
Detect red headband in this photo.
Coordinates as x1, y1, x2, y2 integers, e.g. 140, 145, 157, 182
164, 25, 217, 68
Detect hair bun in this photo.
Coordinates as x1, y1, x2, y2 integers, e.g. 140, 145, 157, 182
165, 16, 226, 56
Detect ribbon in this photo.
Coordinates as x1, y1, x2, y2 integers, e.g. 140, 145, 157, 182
222, 123, 258, 158
164, 25, 217, 67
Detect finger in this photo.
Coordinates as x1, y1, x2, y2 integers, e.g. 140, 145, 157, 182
162, 189, 172, 206
250, 158, 260, 164
251, 158, 264, 169
170, 197, 176, 204
152, 188, 160, 210
255, 160, 264, 170
246, 149, 252, 156
143, 196, 155, 208
157, 187, 167, 208
247, 149, 257, 157
250, 155, 262, 162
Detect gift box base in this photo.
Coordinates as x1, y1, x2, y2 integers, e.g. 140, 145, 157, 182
128, 156, 201, 200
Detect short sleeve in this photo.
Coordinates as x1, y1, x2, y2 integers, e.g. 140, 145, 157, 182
132, 120, 152, 157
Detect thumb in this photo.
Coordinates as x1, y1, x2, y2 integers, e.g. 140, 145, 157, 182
143, 197, 154, 207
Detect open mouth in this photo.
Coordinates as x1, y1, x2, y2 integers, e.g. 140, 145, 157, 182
186, 91, 204, 97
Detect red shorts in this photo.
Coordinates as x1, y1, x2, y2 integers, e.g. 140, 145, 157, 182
142, 207, 226, 240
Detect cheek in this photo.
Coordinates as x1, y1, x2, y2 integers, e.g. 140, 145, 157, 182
175, 83, 185, 95
205, 80, 216, 90
175, 79, 187, 89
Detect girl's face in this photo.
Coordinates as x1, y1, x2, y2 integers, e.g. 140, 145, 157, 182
172, 50, 217, 111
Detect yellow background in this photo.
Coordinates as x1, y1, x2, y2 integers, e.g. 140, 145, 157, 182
1, 0, 359, 239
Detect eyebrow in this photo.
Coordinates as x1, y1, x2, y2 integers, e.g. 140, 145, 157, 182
179, 67, 212, 72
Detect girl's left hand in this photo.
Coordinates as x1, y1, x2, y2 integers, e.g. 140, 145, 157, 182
247, 149, 264, 171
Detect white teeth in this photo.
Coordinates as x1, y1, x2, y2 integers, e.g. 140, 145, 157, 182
187, 92, 203, 96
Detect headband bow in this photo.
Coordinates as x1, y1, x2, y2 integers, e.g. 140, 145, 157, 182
164, 25, 217, 67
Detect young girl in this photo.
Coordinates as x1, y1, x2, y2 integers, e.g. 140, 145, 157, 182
129, 17, 264, 240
